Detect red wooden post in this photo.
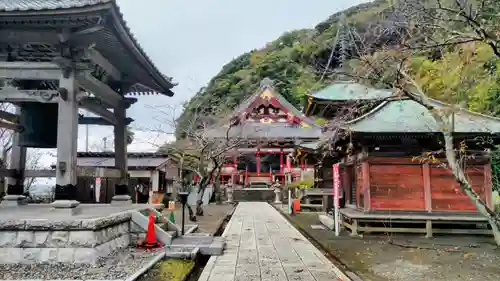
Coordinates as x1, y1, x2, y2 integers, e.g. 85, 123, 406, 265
423, 163, 432, 212
279, 151, 284, 173
362, 161, 371, 211
484, 163, 493, 208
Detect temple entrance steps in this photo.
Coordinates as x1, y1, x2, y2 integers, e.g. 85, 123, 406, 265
233, 187, 275, 202
248, 176, 272, 184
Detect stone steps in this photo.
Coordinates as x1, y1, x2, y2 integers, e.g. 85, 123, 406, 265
170, 235, 225, 256
165, 245, 200, 259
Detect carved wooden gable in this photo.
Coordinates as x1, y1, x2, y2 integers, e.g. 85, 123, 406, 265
240, 86, 305, 126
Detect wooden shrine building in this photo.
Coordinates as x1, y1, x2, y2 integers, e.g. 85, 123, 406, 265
208, 78, 322, 185
315, 86, 499, 236
304, 80, 392, 119
0, 1, 175, 207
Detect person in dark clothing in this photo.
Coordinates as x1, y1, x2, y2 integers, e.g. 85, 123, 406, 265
135, 179, 150, 203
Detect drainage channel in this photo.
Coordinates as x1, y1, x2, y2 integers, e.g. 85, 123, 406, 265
137, 206, 235, 281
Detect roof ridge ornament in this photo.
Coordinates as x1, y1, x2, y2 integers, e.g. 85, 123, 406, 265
260, 77, 274, 87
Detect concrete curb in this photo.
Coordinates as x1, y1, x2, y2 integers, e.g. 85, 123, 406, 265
123, 252, 166, 281
197, 204, 238, 281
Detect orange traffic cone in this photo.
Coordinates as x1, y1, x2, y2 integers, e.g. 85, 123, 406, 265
138, 211, 161, 249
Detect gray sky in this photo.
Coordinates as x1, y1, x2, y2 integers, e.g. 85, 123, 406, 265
37, 0, 369, 171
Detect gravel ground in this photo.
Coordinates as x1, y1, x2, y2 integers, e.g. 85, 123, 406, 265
0, 247, 161, 280
285, 212, 500, 281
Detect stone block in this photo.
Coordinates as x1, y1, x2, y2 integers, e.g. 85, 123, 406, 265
51, 200, 80, 208
16, 231, 34, 247
309, 269, 341, 281
0, 219, 25, 230
114, 234, 130, 248
260, 266, 287, 281
74, 248, 98, 264
0, 248, 22, 264
46, 231, 69, 247
117, 222, 129, 234
33, 231, 50, 246
57, 248, 75, 263
0, 231, 17, 247
39, 248, 58, 263
22, 219, 83, 231
1, 195, 25, 206
111, 195, 132, 205
68, 230, 99, 247
21, 248, 41, 263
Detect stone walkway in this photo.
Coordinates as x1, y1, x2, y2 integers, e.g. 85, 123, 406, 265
198, 202, 347, 281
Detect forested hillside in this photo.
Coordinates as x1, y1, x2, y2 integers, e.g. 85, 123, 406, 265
176, 0, 500, 136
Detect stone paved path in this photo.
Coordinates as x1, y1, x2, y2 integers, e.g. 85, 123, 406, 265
198, 202, 347, 281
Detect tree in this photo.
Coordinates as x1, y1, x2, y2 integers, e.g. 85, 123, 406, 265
171, 107, 247, 218
324, 0, 500, 244
126, 126, 134, 145
146, 103, 249, 220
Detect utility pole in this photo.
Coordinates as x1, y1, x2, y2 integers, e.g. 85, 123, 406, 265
85, 111, 89, 152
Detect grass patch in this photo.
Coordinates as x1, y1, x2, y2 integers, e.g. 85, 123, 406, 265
147, 259, 195, 281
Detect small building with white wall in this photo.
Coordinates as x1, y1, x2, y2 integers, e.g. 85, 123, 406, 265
76, 152, 179, 203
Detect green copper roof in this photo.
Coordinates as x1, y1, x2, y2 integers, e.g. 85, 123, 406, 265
311, 81, 393, 101
345, 99, 500, 133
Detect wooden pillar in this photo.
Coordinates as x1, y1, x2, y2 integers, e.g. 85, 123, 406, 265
149, 170, 159, 204
362, 161, 371, 212
112, 103, 131, 204
54, 68, 79, 204
423, 163, 432, 212
279, 150, 284, 173
2, 106, 27, 205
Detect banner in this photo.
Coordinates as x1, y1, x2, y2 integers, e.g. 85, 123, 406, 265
332, 163, 340, 204
95, 177, 101, 203
332, 163, 340, 236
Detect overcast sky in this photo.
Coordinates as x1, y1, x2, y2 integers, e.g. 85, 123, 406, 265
36, 0, 369, 175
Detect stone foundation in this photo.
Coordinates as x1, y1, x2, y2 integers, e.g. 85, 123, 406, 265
0, 210, 136, 264
129, 221, 146, 245
233, 188, 275, 202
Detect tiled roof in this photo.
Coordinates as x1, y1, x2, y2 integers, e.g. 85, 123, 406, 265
345, 98, 500, 134
311, 81, 393, 101
208, 122, 322, 139
78, 157, 168, 169
77, 152, 170, 169
0, 0, 110, 11
77, 152, 169, 158
0, 0, 175, 96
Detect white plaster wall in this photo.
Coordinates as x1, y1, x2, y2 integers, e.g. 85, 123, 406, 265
129, 170, 151, 178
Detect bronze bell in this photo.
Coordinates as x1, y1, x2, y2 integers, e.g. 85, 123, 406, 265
18, 102, 58, 148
